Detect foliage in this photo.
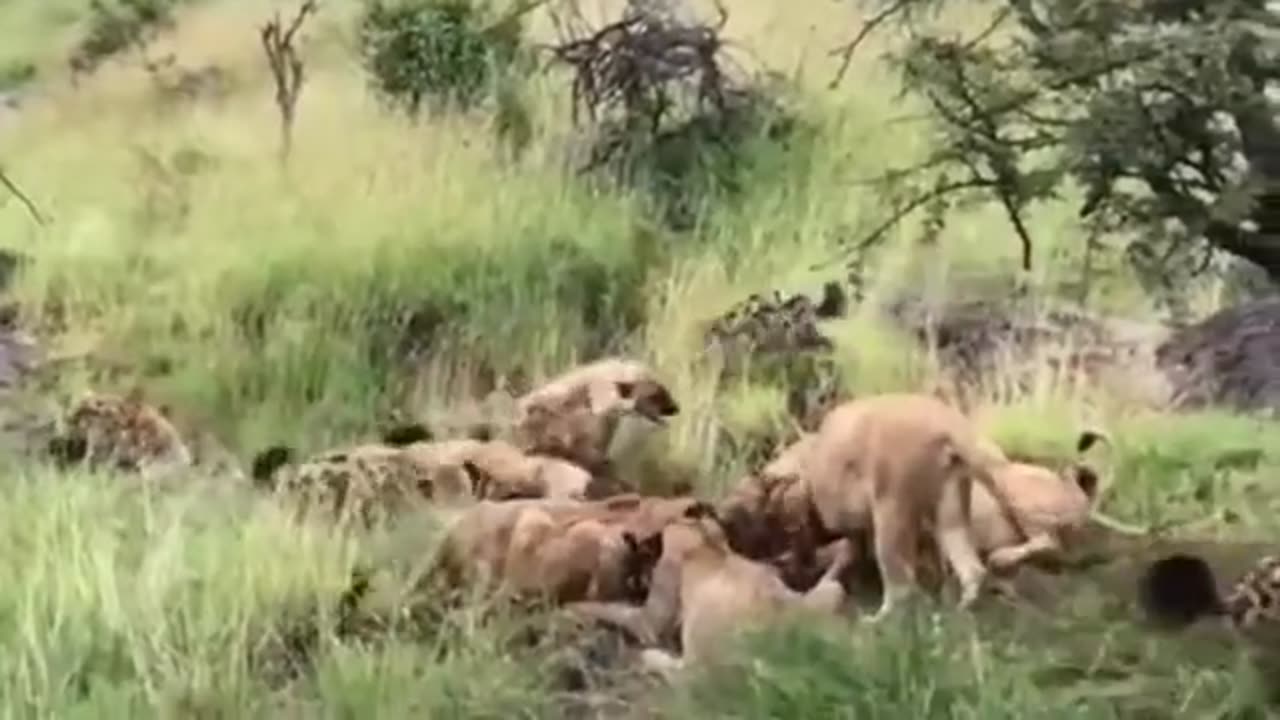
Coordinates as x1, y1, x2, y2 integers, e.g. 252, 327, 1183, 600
546, 0, 809, 229
0, 60, 36, 92
356, 0, 526, 115
845, 0, 1280, 305
71, 0, 180, 77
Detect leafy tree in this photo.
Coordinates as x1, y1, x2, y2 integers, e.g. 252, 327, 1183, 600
71, 0, 180, 79
841, 0, 1280, 297
356, 0, 527, 115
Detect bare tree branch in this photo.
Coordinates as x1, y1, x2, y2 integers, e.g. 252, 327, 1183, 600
828, 0, 912, 89
0, 166, 49, 227
261, 0, 318, 164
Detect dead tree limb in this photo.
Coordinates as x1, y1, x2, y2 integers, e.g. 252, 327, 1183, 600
260, 0, 318, 164
0, 166, 49, 227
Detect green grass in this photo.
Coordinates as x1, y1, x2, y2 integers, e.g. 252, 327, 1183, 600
0, 0, 1277, 715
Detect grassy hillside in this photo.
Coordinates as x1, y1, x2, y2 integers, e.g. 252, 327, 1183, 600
1, 0, 1278, 716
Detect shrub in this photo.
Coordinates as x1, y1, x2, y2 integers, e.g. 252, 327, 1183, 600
356, 0, 523, 115
546, 1, 810, 230
70, 0, 180, 78
0, 61, 36, 92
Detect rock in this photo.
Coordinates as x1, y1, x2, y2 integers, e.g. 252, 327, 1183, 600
1156, 298, 1280, 414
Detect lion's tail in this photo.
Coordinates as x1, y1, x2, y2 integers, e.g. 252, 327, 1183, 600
946, 434, 1030, 544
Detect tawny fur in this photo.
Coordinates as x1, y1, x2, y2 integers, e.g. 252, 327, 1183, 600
726, 430, 1107, 588
433, 494, 712, 606
399, 437, 593, 500
969, 440, 1104, 573
512, 357, 680, 474
803, 393, 1031, 619
566, 511, 855, 673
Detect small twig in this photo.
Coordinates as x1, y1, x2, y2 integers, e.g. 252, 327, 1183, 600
828, 0, 911, 89
849, 177, 995, 251
0, 166, 49, 226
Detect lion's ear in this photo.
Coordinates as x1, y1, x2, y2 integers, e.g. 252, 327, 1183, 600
462, 460, 493, 499
684, 501, 718, 520
1072, 464, 1100, 499
1076, 430, 1109, 454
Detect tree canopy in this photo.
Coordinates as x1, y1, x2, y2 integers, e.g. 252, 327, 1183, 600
845, 0, 1280, 298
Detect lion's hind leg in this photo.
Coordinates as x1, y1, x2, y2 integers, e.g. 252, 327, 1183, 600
868, 498, 921, 622
936, 476, 987, 609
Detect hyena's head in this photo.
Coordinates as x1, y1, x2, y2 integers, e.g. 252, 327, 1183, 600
616, 378, 680, 424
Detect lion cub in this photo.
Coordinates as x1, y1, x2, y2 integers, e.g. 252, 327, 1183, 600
567, 507, 854, 672
512, 357, 680, 475
804, 393, 1029, 620
969, 432, 1108, 573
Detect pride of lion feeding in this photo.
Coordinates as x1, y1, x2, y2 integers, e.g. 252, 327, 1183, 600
43, 353, 1275, 687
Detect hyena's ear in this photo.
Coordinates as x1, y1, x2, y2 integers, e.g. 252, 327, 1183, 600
683, 500, 719, 521
47, 434, 88, 465
624, 531, 663, 561
250, 445, 295, 489
461, 460, 494, 499
381, 423, 433, 447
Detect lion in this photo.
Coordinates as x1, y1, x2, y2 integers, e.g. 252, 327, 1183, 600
720, 427, 1113, 604
565, 507, 855, 673
511, 357, 680, 475
432, 494, 712, 606
47, 389, 193, 478
716, 434, 858, 592
383, 428, 594, 501
968, 431, 1108, 574
802, 393, 1034, 620
250, 442, 480, 528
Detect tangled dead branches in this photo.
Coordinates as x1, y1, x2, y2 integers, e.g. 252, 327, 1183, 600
545, 0, 761, 173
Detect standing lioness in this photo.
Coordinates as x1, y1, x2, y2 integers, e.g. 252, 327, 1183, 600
805, 393, 1027, 619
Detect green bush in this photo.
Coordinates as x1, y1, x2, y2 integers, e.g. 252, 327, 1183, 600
356, 0, 523, 115
0, 60, 36, 92
71, 0, 179, 76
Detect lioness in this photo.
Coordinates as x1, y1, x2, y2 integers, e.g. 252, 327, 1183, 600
566, 508, 855, 672
969, 431, 1108, 573
433, 494, 712, 606
512, 357, 680, 475
804, 393, 1030, 620
717, 434, 859, 592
